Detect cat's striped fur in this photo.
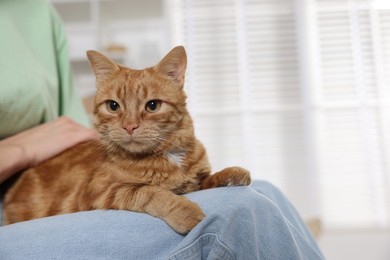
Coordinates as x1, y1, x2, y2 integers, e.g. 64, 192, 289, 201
4, 46, 250, 234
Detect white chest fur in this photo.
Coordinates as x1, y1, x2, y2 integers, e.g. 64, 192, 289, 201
166, 151, 186, 167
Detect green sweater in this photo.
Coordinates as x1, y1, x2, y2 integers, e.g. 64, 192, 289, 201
0, 0, 90, 139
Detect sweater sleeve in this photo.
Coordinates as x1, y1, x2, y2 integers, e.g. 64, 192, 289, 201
50, 5, 91, 127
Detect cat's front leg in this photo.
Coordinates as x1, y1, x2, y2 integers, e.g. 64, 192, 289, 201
90, 184, 205, 234
200, 166, 251, 189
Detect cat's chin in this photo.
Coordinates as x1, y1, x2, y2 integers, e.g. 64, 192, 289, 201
115, 140, 156, 156
101, 134, 157, 155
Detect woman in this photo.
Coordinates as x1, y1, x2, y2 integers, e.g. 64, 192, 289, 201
0, 0, 324, 259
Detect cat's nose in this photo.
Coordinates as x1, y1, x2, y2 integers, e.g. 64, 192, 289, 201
123, 124, 139, 135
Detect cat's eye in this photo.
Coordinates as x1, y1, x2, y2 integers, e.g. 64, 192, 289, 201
106, 100, 120, 112
145, 100, 161, 113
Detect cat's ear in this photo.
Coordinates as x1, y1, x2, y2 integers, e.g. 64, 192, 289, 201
86, 50, 119, 81
156, 46, 187, 84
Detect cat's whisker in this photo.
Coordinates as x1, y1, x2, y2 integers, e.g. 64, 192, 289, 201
151, 136, 176, 146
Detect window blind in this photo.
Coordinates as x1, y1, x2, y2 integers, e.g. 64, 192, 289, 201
167, 0, 390, 228
315, 0, 390, 228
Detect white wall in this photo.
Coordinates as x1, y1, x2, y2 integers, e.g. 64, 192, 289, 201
318, 229, 390, 260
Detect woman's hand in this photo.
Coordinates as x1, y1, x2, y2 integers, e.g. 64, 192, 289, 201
0, 116, 97, 184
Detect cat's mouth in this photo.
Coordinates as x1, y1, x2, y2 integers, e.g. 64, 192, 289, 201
115, 136, 158, 154
104, 130, 162, 154
121, 136, 143, 145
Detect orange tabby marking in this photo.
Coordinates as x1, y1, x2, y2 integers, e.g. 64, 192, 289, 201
4, 46, 251, 234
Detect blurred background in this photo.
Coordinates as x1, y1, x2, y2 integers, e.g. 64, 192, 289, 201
50, 0, 390, 259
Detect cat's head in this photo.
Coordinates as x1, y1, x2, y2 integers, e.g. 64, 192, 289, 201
86, 46, 193, 155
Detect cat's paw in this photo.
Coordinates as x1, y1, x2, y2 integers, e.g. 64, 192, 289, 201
218, 166, 251, 187
201, 166, 251, 189
165, 200, 206, 234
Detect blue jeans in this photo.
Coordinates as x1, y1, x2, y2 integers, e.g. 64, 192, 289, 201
0, 181, 324, 259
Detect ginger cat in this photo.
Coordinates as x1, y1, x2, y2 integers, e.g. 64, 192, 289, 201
4, 46, 251, 234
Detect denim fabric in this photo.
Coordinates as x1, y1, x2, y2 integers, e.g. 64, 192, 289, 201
0, 181, 324, 259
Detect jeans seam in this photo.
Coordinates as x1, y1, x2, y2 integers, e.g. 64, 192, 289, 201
250, 187, 324, 259
166, 233, 236, 260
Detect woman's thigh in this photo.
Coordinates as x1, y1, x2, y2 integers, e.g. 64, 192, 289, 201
0, 181, 324, 259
